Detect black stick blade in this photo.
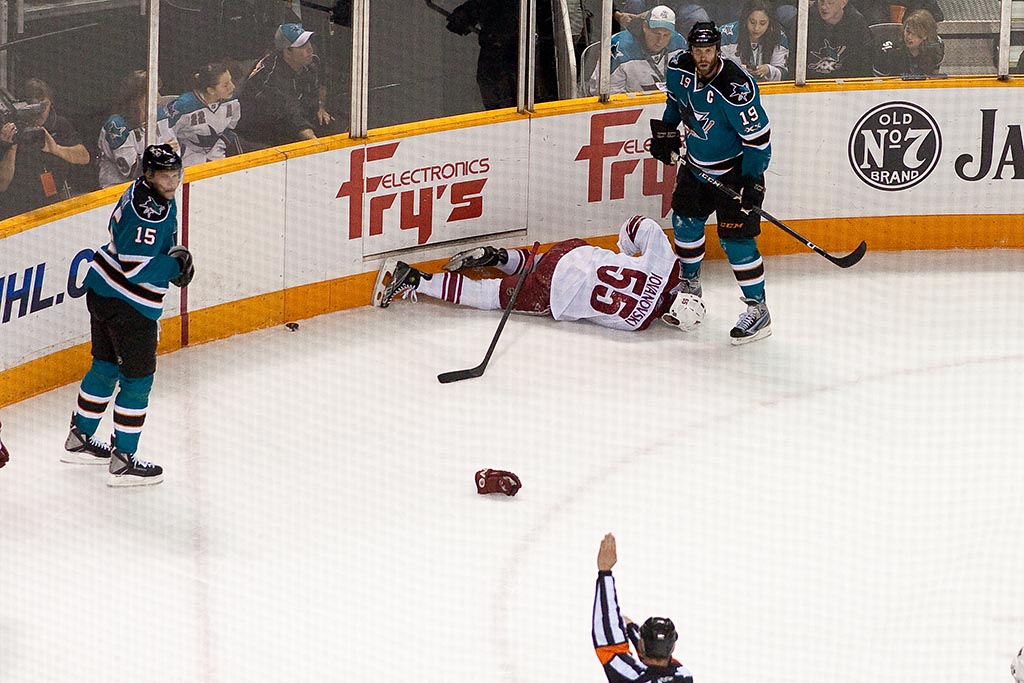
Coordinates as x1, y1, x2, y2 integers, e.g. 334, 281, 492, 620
825, 241, 868, 268
437, 366, 485, 384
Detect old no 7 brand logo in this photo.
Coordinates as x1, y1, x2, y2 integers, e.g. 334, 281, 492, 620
848, 101, 941, 191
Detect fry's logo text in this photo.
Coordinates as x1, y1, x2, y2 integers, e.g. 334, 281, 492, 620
575, 110, 676, 217
336, 142, 490, 244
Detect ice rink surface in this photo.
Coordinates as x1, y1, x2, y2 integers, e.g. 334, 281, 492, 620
1, 248, 1023, 682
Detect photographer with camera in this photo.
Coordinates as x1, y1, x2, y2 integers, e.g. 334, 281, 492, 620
0, 79, 90, 221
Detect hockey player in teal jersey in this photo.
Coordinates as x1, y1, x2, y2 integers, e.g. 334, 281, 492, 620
651, 21, 773, 344
62, 144, 194, 486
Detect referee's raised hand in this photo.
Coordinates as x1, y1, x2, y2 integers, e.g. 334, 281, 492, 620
598, 533, 617, 571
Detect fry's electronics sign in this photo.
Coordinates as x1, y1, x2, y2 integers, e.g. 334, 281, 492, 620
575, 109, 676, 217
336, 140, 494, 252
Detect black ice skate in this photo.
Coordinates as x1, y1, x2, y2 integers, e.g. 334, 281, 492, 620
730, 297, 772, 345
108, 444, 163, 487
62, 413, 112, 465
442, 246, 508, 272
372, 259, 430, 308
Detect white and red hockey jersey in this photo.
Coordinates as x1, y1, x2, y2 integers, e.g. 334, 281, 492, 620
549, 215, 681, 332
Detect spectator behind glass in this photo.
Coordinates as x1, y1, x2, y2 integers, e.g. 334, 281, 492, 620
874, 9, 943, 76
614, 0, 711, 39
0, 78, 90, 220
596, 6, 688, 93
721, 0, 790, 81
234, 23, 335, 150
167, 63, 242, 167
803, 0, 873, 79
445, 0, 558, 110
97, 70, 178, 189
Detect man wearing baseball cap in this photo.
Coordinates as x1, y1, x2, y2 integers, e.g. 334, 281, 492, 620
235, 23, 335, 150
593, 5, 688, 94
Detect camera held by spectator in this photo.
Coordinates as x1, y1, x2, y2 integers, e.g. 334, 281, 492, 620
0, 87, 47, 148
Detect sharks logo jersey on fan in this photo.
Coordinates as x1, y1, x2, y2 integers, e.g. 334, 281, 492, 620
166, 92, 241, 167
97, 108, 177, 188
661, 51, 771, 179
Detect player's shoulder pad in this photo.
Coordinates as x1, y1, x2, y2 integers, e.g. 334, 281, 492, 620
668, 50, 696, 72
713, 59, 759, 107
130, 179, 172, 223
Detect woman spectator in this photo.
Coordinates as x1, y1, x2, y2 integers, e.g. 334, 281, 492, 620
97, 70, 178, 188
874, 9, 943, 77
167, 63, 242, 167
721, 0, 790, 81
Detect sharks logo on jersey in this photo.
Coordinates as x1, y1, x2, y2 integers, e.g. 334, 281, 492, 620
685, 109, 715, 141
810, 39, 846, 74
729, 82, 752, 103
137, 195, 167, 220
103, 118, 130, 146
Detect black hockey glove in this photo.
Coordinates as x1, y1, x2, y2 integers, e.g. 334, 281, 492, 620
739, 176, 765, 214
446, 4, 476, 35
168, 245, 195, 288
649, 119, 682, 166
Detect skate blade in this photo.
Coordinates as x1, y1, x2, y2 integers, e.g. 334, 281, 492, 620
107, 473, 164, 487
60, 452, 110, 465
730, 325, 773, 346
371, 258, 399, 308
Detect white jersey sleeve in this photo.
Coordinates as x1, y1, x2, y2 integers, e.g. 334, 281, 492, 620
549, 216, 680, 332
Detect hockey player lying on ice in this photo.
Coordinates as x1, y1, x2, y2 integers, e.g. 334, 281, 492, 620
372, 214, 707, 334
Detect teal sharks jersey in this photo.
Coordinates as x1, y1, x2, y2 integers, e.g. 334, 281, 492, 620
84, 179, 181, 320
661, 51, 772, 179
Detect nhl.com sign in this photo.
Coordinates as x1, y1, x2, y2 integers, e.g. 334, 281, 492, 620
848, 101, 942, 191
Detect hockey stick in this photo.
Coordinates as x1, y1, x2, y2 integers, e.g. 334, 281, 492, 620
438, 242, 541, 384
424, 0, 481, 34
680, 157, 867, 269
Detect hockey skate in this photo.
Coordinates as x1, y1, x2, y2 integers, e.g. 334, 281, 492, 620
62, 413, 112, 465
676, 276, 702, 298
442, 246, 507, 272
108, 443, 163, 487
371, 259, 428, 308
730, 297, 772, 345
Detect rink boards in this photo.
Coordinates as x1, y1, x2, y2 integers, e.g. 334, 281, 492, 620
1, 79, 1022, 405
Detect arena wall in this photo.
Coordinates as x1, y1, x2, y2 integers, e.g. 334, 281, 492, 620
1, 79, 1022, 407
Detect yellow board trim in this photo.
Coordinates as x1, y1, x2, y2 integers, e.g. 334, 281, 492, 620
2, 75, 1021, 240
2, 212, 1021, 408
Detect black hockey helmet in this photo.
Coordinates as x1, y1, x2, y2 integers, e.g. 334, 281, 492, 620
639, 617, 678, 659
687, 21, 721, 47
141, 144, 182, 175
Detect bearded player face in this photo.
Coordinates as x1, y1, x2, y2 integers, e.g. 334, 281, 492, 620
691, 45, 720, 80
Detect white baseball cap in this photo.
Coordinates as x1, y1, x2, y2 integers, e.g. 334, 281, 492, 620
647, 6, 676, 31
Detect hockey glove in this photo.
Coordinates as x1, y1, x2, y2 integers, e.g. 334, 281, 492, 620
739, 176, 765, 214
649, 119, 682, 166
446, 5, 476, 35
475, 468, 522, 496
168, 245, 195, 288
